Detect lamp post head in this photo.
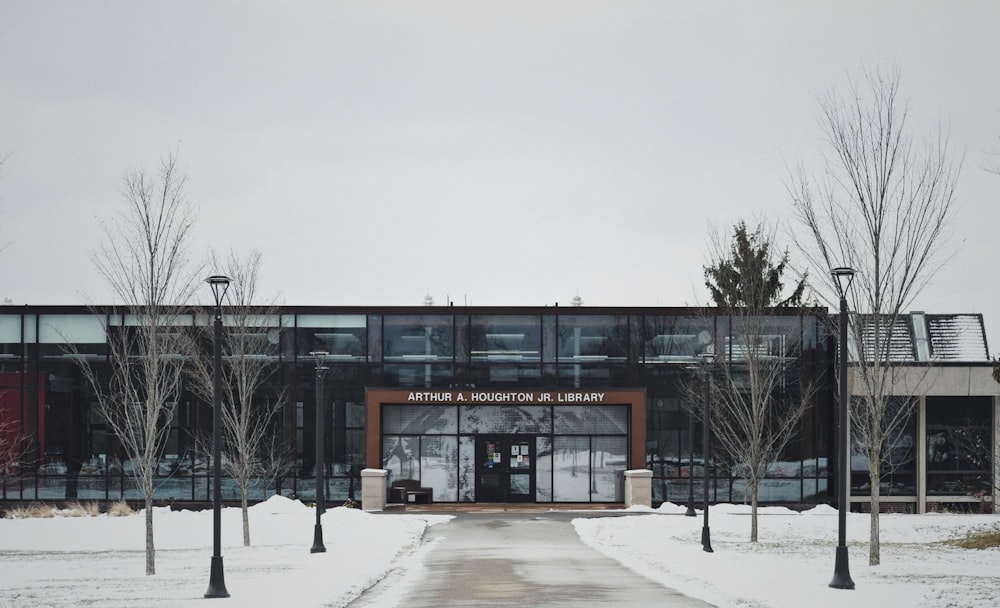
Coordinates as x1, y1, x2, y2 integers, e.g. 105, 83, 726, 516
205, 275, 232, 308
830, 267, 856, 298
309, 350, 329, 371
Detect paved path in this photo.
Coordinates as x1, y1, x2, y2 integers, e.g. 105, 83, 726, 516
347, 512, 714, 608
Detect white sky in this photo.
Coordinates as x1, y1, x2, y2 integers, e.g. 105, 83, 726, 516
0, 498, 998, 606
2, 2, 998, 349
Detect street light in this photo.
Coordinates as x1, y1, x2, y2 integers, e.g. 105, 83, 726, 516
699, 352, 714, 553
829, 266, 856, 590
310, 351, 329, 554
204, 275, 231, 599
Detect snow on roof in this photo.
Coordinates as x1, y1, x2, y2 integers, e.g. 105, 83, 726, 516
850, 312, 989, 363
927, 314, 990, 361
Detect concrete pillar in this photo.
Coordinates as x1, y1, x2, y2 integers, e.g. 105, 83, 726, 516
361, 468, 389, 512
624, 469, 653, 508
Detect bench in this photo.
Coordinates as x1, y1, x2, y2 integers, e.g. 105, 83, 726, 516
390, 479, 434, 504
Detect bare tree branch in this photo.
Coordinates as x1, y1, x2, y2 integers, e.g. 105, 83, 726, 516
0, 405, 32, 487
189, 249, 287, 546
788, 62, 961, 565
702, 220, 819, 543
73, 152, 201, 575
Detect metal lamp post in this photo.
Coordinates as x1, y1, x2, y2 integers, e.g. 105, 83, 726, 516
699, 352, 714, 553
310, 351, 329, 554
829, 266, 856, 590
204, 275, 231, 599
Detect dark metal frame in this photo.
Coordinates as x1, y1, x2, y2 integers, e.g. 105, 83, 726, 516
204, 275, 231, 599
829, 267, 856, 590
310, 351, 329, 553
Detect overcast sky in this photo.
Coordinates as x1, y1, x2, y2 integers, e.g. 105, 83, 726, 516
2, 2, 998, 348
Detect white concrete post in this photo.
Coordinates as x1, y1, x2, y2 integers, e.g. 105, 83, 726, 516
624, 469, 653, 508
361, 468, 389, 512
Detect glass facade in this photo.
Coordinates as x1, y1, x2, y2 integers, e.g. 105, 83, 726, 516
381, 401, 630, 503
850, 396, 918, 497
0, 304, 926, 509
926, 396, 993, 496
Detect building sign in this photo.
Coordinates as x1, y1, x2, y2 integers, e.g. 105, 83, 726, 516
405, 390, 609, 403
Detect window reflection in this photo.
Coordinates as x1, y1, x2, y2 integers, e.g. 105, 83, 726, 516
851, 397, 917, 495
296, 314, 366, 361
1, 314, 22, 371
644, 316, 712, 362
470, 315, 541, 362
926, 396, 992, 496
39, 314, 109, 360
383, 315, 453, 362
556, 315, 628, 363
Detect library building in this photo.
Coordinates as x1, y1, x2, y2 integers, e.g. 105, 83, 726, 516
1, 304, 996, 513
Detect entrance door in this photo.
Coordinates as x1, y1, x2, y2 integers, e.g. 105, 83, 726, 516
476, 435, 535, 503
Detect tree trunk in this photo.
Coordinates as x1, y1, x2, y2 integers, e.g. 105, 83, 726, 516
869, 464, 881, 565
242, 484, 251, 547
145, 495, 155, 575
750, 475, 759, 543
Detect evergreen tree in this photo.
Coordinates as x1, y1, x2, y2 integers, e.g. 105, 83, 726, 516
701, 220, 814, 543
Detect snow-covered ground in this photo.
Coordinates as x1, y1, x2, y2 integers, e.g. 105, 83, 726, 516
576, 503, 1000, 608
0, 497, 997, 607
0, 497, 446, 607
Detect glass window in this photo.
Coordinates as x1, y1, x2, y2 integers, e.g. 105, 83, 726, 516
556, 315, 628, 363
725, 316, 801, 362
295, 314, 366, 361
468, 363, 542, 386
38, 314, 108, 360
458, 436, 476, 502
222, 314, 281, 362
280, 314, 296, 361
644, 316, 712, 363
470, 315, 541, 362
468, 315, 543, 384
454, 315, 469, 363
0, 313, 20, 370
0, 313, 20, 342
38, 315, 107, 344
850, 396, 917, 496
554, 405, 629, 434
555, 363, 629, 388
367, 315, 382, 362
383, 405, 458, 434
535, 436, 553, 502
926, 396, 992, 496
591, 436, 627, 501
118, 312, 194, 327
552, 436, 590, 501
420, 436, 458, 502
383, 315, 454, 363
459, 405, 552, 434
294, 400, 305, 474
382, 436, 420, 481
384, 363, 455, 388
541, 315, 557, 363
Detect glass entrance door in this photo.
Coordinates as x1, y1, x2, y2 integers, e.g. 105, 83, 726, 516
476, 435, 535, 502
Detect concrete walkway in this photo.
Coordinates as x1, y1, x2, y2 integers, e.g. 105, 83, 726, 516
347, 511, 714, 608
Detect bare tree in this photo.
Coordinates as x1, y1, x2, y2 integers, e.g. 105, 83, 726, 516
190, 249, 287, 546
0, 405, 31, 491
76, 152, 200, 575
788, 63, 961, 565
703, 220, 818, 543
